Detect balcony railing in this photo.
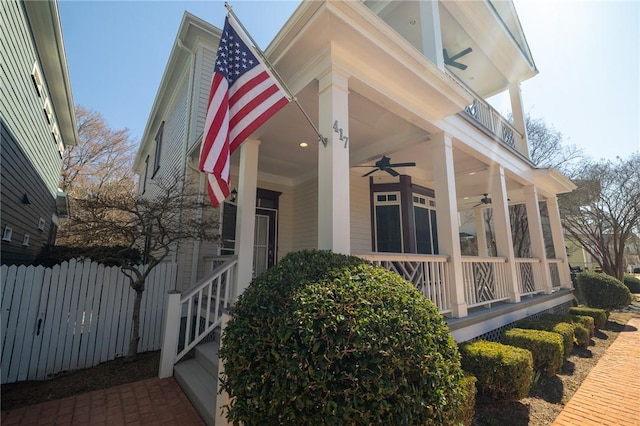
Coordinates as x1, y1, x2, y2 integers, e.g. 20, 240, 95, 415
515, 258, 546, 296
547, 259, 563, 289
461, 256, 511, 308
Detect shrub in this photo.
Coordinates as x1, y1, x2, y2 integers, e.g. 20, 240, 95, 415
623, 274, 640, 293
459, 340, 533, 401
576, 271, 632, 310
456, 375, 477, 426
219, 250, 466, 425
501, 328, 564, 377
569, 307, 608, 329
515, 320, 575, 358
541, 313, 595, 338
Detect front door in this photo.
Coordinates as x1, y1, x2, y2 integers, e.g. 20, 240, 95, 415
221, 188, 280, 277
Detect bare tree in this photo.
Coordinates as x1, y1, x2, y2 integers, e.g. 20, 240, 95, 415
58, 106, 137, 246
71, 175, 220, 360
559, 154, 640, 280
483, 115, 583, 257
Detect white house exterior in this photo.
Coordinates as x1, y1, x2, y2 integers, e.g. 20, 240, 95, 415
138, 4, 576, 415
1, 0, 78, 266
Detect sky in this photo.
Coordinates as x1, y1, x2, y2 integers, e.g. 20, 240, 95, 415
58, 0, 640, 162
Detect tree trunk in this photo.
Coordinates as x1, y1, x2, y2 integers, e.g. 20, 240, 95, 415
125, 287, 144, 361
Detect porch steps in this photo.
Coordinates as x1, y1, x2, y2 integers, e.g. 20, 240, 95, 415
174, 340, 220, 426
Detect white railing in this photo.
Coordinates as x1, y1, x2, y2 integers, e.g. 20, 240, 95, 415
355, 253, 452, 314
515, 258, 545, 296
547, 259, 563, 289
464, 98, 522, 149
461, 257, 511, 308
159, 256, 237, 378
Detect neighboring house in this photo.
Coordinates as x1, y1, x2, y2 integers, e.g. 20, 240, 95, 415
1, 0, 78, 266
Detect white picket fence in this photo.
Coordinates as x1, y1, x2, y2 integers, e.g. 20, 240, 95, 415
1, 259, 177, 384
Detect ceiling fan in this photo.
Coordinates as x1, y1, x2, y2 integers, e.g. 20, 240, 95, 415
472, 194, 492, 208
356, 156, 416, 177
443, 47, 473, 70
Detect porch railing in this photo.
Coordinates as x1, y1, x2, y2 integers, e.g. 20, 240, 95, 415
464, 98, 521, 149
547, 259, 563, 289
159, 256, 238, 378
461, 256, 511, 308
355, 253, 452, 314
515, 258, 545, 296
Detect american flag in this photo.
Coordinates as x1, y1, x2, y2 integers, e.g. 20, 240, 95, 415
199, 16, 290, 207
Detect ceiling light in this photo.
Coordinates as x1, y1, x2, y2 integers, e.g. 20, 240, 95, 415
299, 142, 308, 148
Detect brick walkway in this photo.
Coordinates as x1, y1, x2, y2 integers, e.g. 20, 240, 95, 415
1, 377, 204, 426
553, 316, 640, 426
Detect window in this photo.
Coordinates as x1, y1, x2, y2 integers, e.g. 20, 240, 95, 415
43, 97, 53, 124
38, 218, 46, 231
22, 234, 30, 247
374, 192, 403, 252
2, 226, 13, 242
52, 123, 60, 145
413, 194, 438, 254
153, 122, 164, 176
31, 62, 44, 97
141, 155, 150, 194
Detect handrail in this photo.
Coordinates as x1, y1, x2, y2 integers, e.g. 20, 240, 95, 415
159, 256, 238, 378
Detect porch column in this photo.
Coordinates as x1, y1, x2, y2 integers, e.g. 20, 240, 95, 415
431, 132, 467, 318
524, 185, 553, 294
509, 83, 529, 157
317, 67, 350, 254
547, 196, 572, 288
489, 166, 520, 303
474, 207, 489, 257
419, 0, 445, 68
235, 139, 260, 298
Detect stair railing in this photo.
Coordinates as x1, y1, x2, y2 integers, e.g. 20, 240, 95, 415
159, 255, 238, 378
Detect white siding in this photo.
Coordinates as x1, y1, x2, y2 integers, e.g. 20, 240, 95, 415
350, 171, 372, 253
291, 179, 318, 251
189, 45, 218, 148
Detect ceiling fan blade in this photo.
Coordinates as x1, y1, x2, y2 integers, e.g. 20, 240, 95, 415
388, 162, 416, 168
449, 47, 473, 62
449, 61, 468, 71
385, 168, 399, 177
362, 169, 378, 177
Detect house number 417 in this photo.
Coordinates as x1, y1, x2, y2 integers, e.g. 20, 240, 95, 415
333, 120, 349, 148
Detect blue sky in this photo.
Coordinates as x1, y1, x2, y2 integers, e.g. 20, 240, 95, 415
59, 0, 639, 162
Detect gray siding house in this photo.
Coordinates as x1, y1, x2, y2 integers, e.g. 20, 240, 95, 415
1, 0, 78, 265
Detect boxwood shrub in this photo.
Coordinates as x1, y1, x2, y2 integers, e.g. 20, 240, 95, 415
459, 340, 533, 401
541, 313, 595, 342
219, 250, 467, 425
569, 306, 608, 330
576, 271, 632, 310
456, 375, 477, 426
514, 320, 575, 358
501, 328, 563, 376
623, 274, 640, 294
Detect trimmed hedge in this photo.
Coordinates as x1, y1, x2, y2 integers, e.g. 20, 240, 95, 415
457, 375, 477, 426
501, 328, 564, 376
569, 307, 608, 330
576, 271, 632, 310
515, 320, 575, 358
623, 274, 640, 293
459, 340, 533, 401
219, 250, 466, 425
542, 313, 595, 337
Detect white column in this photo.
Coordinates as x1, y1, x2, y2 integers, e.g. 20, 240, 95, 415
474, 207, 489, 257
547, 196, 572, 288
419, 0, 444, 68
235, 139, 260, 298
317, 67, 350, 254
509, 83, 529, 157
524, 185, 553, 294
489, 166, 520, 303
215, 312, 231, 426
431, 132, 467, 318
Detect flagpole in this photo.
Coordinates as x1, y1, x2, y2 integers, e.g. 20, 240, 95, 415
224, 2, 328, 147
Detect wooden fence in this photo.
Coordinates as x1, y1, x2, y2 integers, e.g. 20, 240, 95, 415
1, 259, 177, 384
